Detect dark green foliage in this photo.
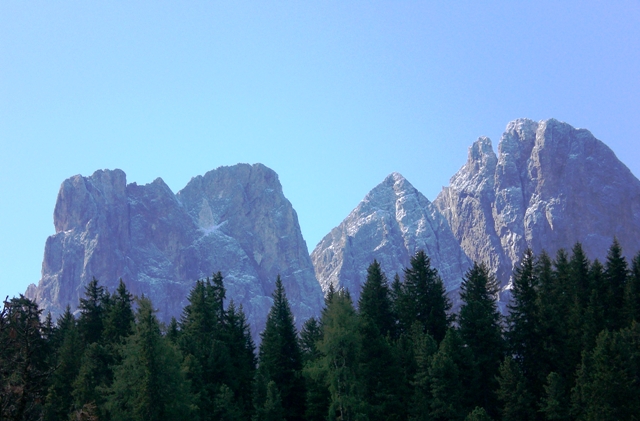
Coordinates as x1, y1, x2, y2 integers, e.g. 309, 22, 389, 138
603, 239, 628, 331
77, 278, 108, 345
318, 290, 367, 421
358, 260, 395, 338
257, 276, 306, 421
103, 279, 135, 346
299, 317, 322, 363
0, 296, 51, 421
571, 324, 640, 421
253, 380, 285, 421
179, 274, 231, 420
44, 308, 83, 421
429, 328, 471, 421
496, 357, 536, 421
464, 407, 493, 421
507, 249, 545, 402
539, 372, 569, 421
107, 297, 193, 421
458, 262, 503, 417
410, 328, 437, 421
624, 252, 640, 323
398, 250, 451, 342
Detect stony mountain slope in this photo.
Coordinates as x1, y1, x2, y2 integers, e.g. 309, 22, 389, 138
26, 164, 323, 338
434, 118, 640, 285
311, 173, 472, 303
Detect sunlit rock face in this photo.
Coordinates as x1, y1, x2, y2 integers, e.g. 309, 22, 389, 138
434, 118, 640, 288
311, 172, 472, 305
27, 164, 323, 340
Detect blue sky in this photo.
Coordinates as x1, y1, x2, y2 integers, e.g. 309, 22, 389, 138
1, 1, 639, 301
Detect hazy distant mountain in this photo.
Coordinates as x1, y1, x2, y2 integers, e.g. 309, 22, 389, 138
28, 118, 640, 330
311, 172, 471, 304
313, 119, 640, 304
434, 118, 640, 286
26, 164, 323, 340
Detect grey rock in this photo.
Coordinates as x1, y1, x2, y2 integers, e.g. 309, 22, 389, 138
26, 164, 323, 340
311, 173, 472, 304
434, 118, 640, 290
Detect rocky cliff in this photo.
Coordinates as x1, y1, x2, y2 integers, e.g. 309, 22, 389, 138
434, 118, 640, 285
26, 164, 323, 339
311, 173, 472, 303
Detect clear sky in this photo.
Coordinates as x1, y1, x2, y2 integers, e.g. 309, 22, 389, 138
1, 1, 639, 302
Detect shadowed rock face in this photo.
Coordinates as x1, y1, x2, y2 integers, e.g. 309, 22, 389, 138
434, 118, 640, 287
27, 164, 323, 340
311, 173, 472, 304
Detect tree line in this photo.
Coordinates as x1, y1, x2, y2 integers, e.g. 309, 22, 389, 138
2, 240, 640, 421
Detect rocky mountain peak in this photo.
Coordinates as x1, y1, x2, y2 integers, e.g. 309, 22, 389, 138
311, 172, 471, 304
28, 164, 322, 341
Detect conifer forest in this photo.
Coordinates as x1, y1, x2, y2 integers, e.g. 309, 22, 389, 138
2, 240, 640, 421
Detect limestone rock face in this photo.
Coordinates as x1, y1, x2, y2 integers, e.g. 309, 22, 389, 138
27, 164, 323, 339
311, 173, 472, 304
434, 118, 640, 286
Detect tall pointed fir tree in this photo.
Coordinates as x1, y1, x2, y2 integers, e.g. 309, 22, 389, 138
179, 274, 231, 421
257, 276, 306, 421
107, 297, 193, 421
399, 250, 451, 342
603, 238, 628, 331
44, 307, 83, 421
317, 290, 367, 421
458, 262, 504, 418
0, 296, 51, 421
624, 251, 640, 324
506, 249, 544, 402
357, 260, 402, 421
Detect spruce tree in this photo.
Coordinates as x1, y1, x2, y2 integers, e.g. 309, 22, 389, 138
107, 297, 193, 421
77, 278, 108, 346
44, 307, 83, 421
358, 260, 395, 338
624, 252, 640, 324
224, 301, 256, 418
539, 372, 569, 421
603, 238, 628, 331
318, 290, 367, 421
571, 324, 640, 420
458, 262, 503, 417
429, 329, 470, 421
507, 249, 544, 401
257, 276, 305, 421
410, 328, 437, 421
401, 250, 451, 342
496, 357, 536, 421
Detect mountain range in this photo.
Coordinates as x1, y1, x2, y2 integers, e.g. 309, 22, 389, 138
26, 118, 640, 335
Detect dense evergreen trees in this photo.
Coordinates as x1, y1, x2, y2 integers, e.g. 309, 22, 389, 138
2, 243, 640, 420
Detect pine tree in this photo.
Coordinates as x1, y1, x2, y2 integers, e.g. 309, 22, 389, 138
539, 372, 568, 421
103, 279, 135, 346
77, 278, 108, 346
257, 276, 306, 421
401, 250, 451, 342
603, 239, 628, 331
570, 324, 640, 421
318, 290, 367, 421
358, 260, 395, 338
429, 329, 470, 421
507, 249, 544, 400
179, 275, 230, 420
464, 407, 493, 421
107, 297, 193, 421
458, 262, 503, 418
496, 357, 536, 421
624, 252, 640, 324
0, 296, 51, 421
43, 307, 83, 421
410, 328, 437, 421
224, 301, 256, 419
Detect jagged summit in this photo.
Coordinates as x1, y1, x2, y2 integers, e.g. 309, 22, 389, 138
311, 172, 471, 304
27, 164, 323, 341
435, 118, 640, 285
